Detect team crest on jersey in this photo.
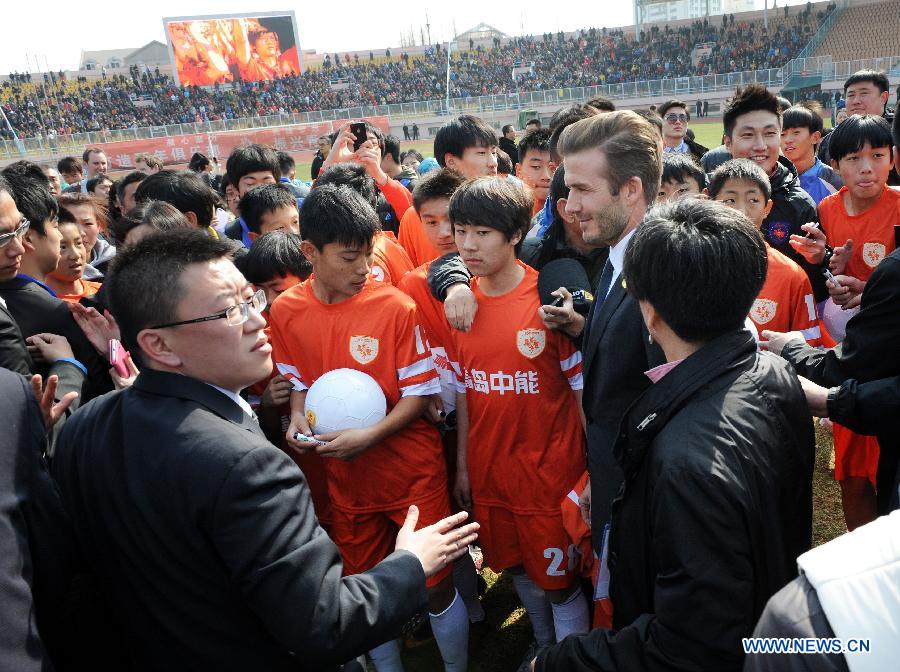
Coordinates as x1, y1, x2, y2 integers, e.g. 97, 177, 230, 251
862, 242, 886, 268
371, 265, 386, 282
517, 329, 546, 359
766, 221, 791, 245
751, 298, 777, 325
306, 410, 317, 428
350, 336, 379, 364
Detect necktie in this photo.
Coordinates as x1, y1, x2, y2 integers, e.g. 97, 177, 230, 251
590, 260, 615, 332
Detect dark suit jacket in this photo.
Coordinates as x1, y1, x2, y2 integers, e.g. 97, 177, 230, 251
52, 369, 426, 672
580, 270, 664, 549
0, 368, 77, 672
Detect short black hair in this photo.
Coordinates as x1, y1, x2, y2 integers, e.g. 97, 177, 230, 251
623, 197, 767, 342
383, 135, 401, 163
781, 105, 824, 135
533, 165, 572, 270
243, 231, 311, 285
401, 149, 424, 164
56, 205, 76, 225
584, 96, 615, 112
661, 153, 706, 190
134, 153, 163, 170
525, 118, 541, 127
115, 171, 147, 201
86, 175, 113, 193
315, 163, 378, 209
449, 176, 532, 254
501, 124, 515, 135
134, 170, 219, 228
517, 128, 552, 162
361, 120, 386, 156
496, 149, 513, 175
657, 99, 689, 119
412, 168, 466, 213
238, 183, 297, 234
188, 152, 211, 172
829, 114, 894, 164
723, 84, 782, 138
57, 156, 81, 175
225, 144, 280, 184
434, 115, 498, 167
776, 97, 793, 114
109, 200, 192, 246
1, 162, 58, 234
844, 69, 889, 94
107, 229, 234, 359
707, 158, 772, 202
299, 185, 379, 250
276, 151, 295, 177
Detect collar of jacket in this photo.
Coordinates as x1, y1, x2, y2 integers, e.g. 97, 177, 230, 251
614, 329, 758, 479
769, 155, 800, 194
133, 368, 259, 432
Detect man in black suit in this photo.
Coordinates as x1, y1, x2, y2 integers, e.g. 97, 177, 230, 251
52, 230, 478, 672
540, 111, 665, 559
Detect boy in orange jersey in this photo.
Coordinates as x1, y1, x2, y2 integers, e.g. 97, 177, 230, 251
395, 169, 488, 629
315, 163, 414, 285
788, 114, 899, 530
516, 128, 555, 220
269, 186, 469, 672
446, 177, 589, 664
707, 160, 822, 345
45, 212, 102, 302
399, 115, 500, 267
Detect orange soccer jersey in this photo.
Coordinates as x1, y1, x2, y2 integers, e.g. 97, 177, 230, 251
448, 264, 586, 513
819, 186, 900, 281
396, 262, 457, 411
371, 230, 415, 285
269, 278, 447, 513
56, 279, 102, 303
398, 208, 442, 268
749, 245, 821, 345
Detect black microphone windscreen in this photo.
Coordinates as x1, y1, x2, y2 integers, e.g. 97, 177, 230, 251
537, 258, 592, 307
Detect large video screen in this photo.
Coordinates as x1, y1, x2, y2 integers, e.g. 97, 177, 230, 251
164, 12, 301, 86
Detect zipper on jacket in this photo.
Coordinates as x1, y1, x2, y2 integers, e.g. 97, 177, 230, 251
636, 413, 657, 432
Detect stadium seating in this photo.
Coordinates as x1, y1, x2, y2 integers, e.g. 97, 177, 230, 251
0, 4, 834, 139
812, 0, 900, 62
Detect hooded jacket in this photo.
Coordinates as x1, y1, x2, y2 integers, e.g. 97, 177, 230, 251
535, 330, 815, 672
764, 156, 826, 301
84, 235, 116, 280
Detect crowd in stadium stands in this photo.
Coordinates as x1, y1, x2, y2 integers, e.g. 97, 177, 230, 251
1, 3, 834, 139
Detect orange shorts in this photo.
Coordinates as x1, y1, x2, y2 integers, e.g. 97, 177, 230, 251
330, 493, 452, 589
474, 504, 578, 591
833, 422, 879, 486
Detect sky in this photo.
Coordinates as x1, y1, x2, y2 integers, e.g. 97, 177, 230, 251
2, 0, 817, 74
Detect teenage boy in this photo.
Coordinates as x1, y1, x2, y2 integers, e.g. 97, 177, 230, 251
658, 153, 706, 202
381, 135, 418, 193
657, 99, 708, 162
399, 115, 499, 267
315, 164, 415, 285
789, 114, 899, 531
223, 144, 280, 247
45, 211, 101, 302
722, 84, 825, 301
516, 128, 555, 219
270, 186, 469, 672
446, 177, 589, 665
781, 105, 842, 205
707, 159, 821, 346
56, 156, 82, 191
238, 183, 300, 242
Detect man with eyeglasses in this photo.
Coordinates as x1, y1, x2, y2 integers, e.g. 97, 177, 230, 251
657, 99, 708, 163
51, 229, 478, 672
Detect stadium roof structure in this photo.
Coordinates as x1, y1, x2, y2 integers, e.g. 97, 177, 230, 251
454, 23, 508, 43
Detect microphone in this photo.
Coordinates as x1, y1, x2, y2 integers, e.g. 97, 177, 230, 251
537, 258, 594, 315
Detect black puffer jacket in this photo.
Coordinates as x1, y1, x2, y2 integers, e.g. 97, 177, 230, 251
764, 156, 826, 301
536, 330, 815, 672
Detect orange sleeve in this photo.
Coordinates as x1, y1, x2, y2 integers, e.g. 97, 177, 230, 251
378, 178, 413, 221
394, 304, 441, 398
269, 299, 309, 391
398, 208, 441, 267
788, 272, 822, 347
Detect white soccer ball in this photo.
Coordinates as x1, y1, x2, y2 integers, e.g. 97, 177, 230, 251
822, 299, 858, 344
304, 368, 387, 435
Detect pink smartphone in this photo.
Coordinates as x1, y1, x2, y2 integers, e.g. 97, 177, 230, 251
108, 339, 130, 377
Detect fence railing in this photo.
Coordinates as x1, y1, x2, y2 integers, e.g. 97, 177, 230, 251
3, 50, 898, 161
797, 0, 848, 60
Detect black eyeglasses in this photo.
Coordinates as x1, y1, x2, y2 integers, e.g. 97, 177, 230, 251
665, 114, 689, 123
149, 289, 267, 329
0, 218, 30, 248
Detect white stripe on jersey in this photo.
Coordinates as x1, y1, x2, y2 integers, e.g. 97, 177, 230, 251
801, 326, 822, 341
559, 351, 583, 372
567, 372, 584, 391
275, 363, 308, 391
400, 379, 442, 398
567, 490, 580, 506
397, 356, 435, 381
